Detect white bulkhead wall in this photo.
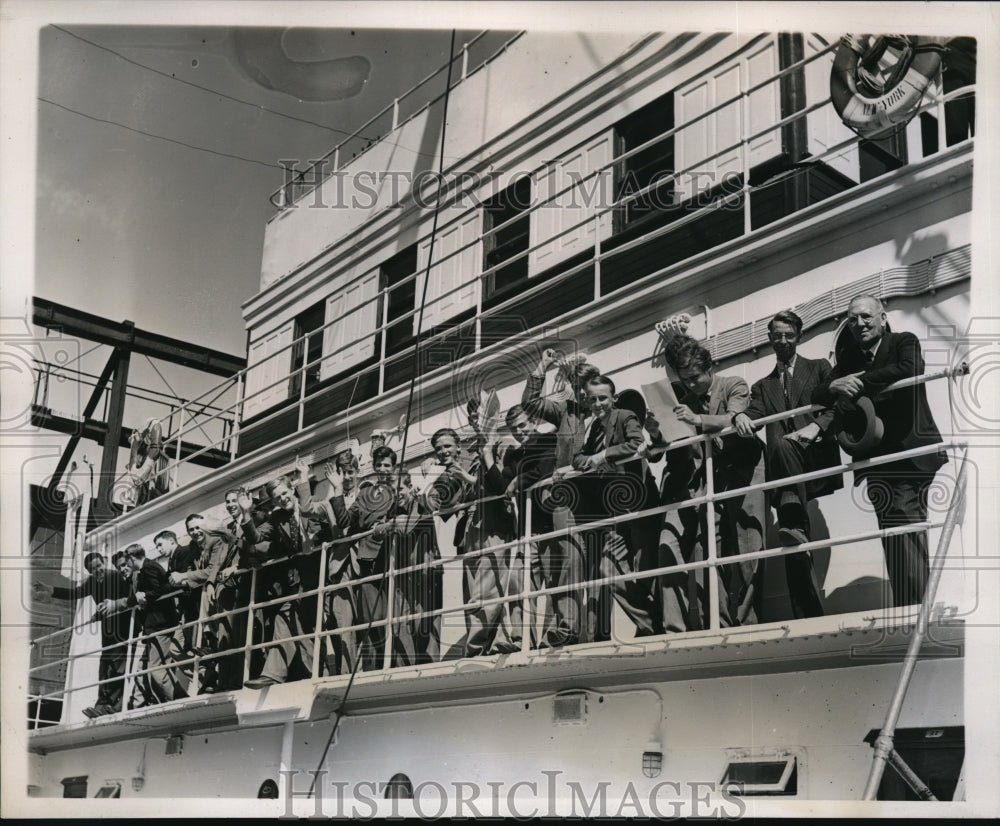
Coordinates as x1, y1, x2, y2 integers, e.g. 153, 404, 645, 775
32, 658, 962, 801
259, 31, 643, 290
249, 32, 818, 393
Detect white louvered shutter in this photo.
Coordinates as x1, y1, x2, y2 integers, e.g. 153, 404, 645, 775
242, 321, 293, 419
415, 207, 482, 331
529, 132, 614, 276
320, 268, 380, 380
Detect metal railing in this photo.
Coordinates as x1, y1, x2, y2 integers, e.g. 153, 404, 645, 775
27, 367, 971, 723
268, 31, 526, 211
115, 38, 976, 505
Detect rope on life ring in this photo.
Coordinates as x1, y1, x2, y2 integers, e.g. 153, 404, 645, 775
830, 35, 948, 139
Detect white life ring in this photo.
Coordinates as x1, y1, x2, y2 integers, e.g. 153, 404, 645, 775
830, 35, 946, 139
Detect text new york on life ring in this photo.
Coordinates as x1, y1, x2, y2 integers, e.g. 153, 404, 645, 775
830, 35, 947, 139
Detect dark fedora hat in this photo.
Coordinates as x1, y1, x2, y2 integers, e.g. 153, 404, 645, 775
837, 396, 885, 456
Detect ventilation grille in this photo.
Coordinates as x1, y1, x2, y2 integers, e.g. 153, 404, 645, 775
553, 693, 588, 725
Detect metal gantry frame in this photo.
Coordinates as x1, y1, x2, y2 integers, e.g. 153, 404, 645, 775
30, 297, 246, 520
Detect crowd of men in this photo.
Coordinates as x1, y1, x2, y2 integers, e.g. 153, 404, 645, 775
35, 296, 947, 716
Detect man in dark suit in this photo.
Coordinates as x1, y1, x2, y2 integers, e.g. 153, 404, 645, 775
812, 294, 946, 607
122, 543, 189, 703
329, 446, 406, 671
572, 375, 662, 641
33, 551, 131, 717
733, 310, 842, 619
521, 349, 602, 646
157, 529, 199, 654
240, 460, 333, 688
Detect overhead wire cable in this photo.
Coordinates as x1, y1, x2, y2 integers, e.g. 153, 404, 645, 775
50, 24, 368, 140
38, 97, 280, 170
306, 27, 458, 800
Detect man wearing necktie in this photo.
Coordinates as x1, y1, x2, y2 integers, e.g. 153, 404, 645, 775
241, 459, 333, 688
733, 310, 842, 619
651, 337, 765, 631
521, 349, 603, 646
572, 376, 663, 641
813, 295, 945, 608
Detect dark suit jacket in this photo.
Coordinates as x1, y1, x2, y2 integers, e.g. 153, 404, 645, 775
572, 408, 644, 467
744, 355, 843, 498
573, 407, 659, 516
242, 482, 333, 623
521, 372, 589, 469
500, 431, 558, 532
52, 572, 130, 642
331, 481, 399, 563
812, 330, 945, 480
128, 558, 178, 634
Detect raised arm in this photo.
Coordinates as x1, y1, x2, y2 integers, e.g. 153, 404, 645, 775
520, 350, 564, 426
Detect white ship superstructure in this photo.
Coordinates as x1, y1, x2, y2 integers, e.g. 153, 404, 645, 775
23, 27, 990, 815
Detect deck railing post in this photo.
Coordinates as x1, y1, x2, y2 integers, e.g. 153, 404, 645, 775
378, 287, 390, 395
704, 436, 720, 630
297, 338, 309, 431
172, 409, 184, 489
740, 88, 752, 237
381, 534, 397, 671
243, 568, 258, 686
312, 544, 329, 678
121, 609, 137, 712
593, 212, 602, 302
520, 496, 533, 652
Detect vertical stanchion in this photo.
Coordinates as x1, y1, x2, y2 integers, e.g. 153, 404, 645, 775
297, 339, 308, 431
378, 289, 390, 395
230, 375, 242, 461
520, 496, 533, 652
936, 70, 947, 154
312, 543, 329, 678
122, 609, 137, 712
172, 409, 184, 489
593, 212, 602, 301
704, 437, 720, 630
740, 88, 752, 237
243, 568, 258, 685
381, 535, 397, 671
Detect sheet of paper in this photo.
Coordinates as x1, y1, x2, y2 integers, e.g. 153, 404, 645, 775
641, 378, 697, 443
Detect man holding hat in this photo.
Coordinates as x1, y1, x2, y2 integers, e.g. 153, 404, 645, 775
812, 294, 946, 607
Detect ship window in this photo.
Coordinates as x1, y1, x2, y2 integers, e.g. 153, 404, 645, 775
382, 244, 418, 355
613, 89, 675, 231
61, 775, 88, 798
95, 782, 122, 798
483, 175, 531, 298
863, 726, 965, 801
290, 300, 325, 398
721, 756, 797, 796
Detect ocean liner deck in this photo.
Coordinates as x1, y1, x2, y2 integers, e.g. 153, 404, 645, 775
21, 24, 993, 815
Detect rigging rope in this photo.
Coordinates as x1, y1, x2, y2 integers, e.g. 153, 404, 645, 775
307, 28, 459, 800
